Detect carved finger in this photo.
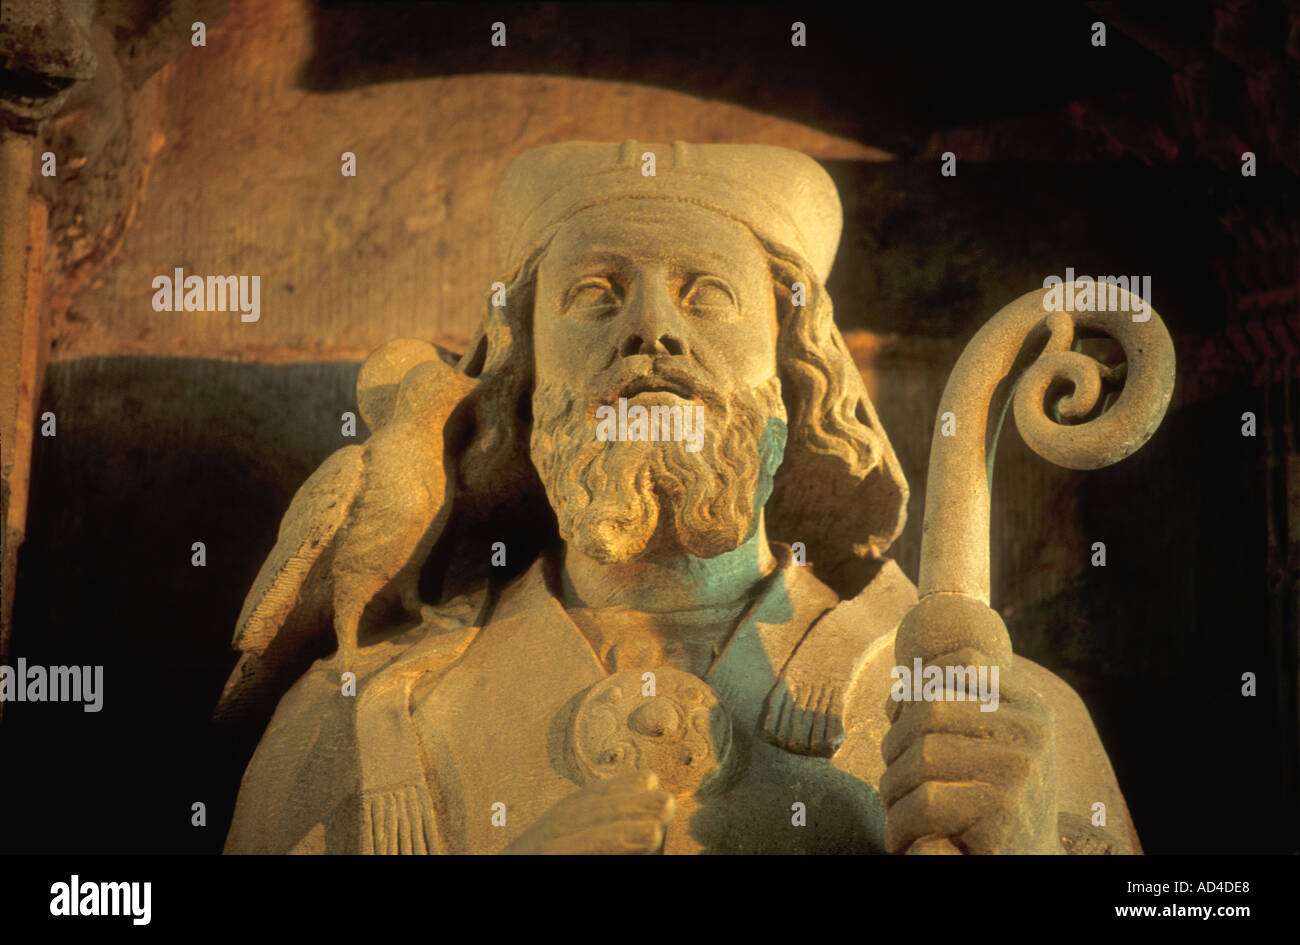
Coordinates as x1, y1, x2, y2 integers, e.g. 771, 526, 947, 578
884, 781, 993, 854
880, 733, 1035, 807
882, 699, 1048, 766
885, 647, 1037, 724
553, 790, 676, 834
582, 771, 662, 796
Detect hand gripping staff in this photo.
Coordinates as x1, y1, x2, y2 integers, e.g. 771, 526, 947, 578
890, 283, 1175, 854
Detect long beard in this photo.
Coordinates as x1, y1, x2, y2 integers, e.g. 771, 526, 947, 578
530, 375, 787, 563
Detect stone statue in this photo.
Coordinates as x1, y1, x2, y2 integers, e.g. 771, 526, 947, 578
216, 140, 1172, 854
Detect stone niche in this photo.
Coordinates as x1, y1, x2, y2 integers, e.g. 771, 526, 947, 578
1, 0, 1293, 854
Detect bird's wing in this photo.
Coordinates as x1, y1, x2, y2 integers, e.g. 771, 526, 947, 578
330, 355, 477, 656
214, 338, 466, 725
214, 443, 365, 724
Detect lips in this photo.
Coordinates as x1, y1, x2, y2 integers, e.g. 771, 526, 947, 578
621, 375, 696, 399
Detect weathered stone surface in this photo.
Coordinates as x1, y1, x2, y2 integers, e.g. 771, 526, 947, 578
5, 0, 1293, 856
37, 0, 886, 363
0, 137, 49, 719
219, 141, 1157, 854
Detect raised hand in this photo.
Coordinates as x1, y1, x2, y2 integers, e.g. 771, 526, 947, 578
881, 594, 1059, 854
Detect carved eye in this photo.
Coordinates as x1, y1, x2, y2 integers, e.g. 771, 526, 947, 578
682, 277, 737, 315
565, 277, 619, 315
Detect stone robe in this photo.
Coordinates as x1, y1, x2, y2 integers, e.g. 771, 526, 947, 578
224, 544, 1135, 854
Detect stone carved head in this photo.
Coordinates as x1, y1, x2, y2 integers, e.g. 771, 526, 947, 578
452, 141, 909, 598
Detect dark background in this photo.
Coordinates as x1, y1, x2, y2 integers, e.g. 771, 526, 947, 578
3, 0, 1296, 853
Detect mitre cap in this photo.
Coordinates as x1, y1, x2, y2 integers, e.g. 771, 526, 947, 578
492, 140, 843, 281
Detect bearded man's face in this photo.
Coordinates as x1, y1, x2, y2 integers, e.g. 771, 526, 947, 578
530, 201, 788, 563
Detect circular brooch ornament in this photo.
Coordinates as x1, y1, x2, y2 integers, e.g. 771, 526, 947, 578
570, 667, 736, 797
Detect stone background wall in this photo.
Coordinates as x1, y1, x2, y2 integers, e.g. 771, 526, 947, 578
2, 0, 1296, 853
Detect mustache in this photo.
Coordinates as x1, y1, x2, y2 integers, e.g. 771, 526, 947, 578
592, 359, 722, 406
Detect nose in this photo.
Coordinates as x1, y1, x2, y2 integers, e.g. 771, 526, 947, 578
617, 270, 687, 358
